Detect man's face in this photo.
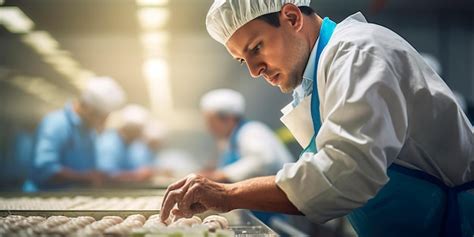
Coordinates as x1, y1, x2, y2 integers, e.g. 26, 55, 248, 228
225, 6, 310, 93
120, 124, 143, 144
81, 104, 108, 132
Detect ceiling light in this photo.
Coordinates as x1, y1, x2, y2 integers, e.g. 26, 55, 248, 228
136, 0, 168, 6
143, 58, 172, 112
22, 31, 59, 55
0, 7, 34, 33
141, 31, 169, 57
137, 7, 169, 30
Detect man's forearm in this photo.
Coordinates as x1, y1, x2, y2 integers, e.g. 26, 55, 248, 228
227, 176, 302, 215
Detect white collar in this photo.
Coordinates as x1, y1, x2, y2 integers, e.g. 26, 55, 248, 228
291, 37, 319, 107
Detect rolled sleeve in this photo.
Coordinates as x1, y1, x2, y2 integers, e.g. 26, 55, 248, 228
276, 46, 408, 223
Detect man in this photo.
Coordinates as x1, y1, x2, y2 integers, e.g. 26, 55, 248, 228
97, 104, 154, 182
33, 77, 125, 189
199, 89, 293, 183
161, 1, 474, 237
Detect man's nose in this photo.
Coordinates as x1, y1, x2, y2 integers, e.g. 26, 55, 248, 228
246, 58, 265, 78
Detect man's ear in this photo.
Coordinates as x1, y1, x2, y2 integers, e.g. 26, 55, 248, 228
280, 4, 304, 32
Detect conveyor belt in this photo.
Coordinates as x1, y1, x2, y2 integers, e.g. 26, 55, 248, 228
0, 191, 278, 237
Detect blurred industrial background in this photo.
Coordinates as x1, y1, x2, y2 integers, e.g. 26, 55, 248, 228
0, 0, 473, 236
1, 0, 474, 191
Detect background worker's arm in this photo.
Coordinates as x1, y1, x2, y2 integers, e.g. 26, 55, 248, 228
48, 168, 107, 187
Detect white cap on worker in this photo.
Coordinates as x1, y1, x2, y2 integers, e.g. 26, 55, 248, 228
200, 89, 245, 116
80, 77, 126, 114
206, 0, 311, 45
118, 104, 150, 127
143, 120, 168, 141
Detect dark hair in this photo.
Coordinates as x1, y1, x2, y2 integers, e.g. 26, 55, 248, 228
256, 6, 315, 27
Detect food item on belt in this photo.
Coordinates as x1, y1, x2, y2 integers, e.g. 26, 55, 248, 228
168, 216, 202, 228
102, 215, 124, 224
0, 196, 162, 211
202, 215, 229, 231
104, 219, 144, 236
125, 214, 147, 224
1, 213, 233, 236
147, 214, 161, 221
143, 218, 166, 228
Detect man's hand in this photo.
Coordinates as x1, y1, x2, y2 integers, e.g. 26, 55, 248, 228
160, 174, 232, 222
159, 175, 302, 223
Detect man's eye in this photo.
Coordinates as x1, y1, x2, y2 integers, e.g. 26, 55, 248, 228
252, 43, 261, 54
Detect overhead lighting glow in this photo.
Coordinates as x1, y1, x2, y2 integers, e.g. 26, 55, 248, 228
141, 31, 169, 48
45, 54, 78, 69
143, 57, 167, 79
73, 70, 96, 89
0, 7, 34, 33
137, 7, 169, 30
141, 31, 169, 57
143, 58, 173, 112
136, 0, 168, 6
10, 76, 65, 106
22, 31, 59, 55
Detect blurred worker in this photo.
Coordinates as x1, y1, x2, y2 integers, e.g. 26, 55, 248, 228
161, 1, 474, 237
142, 120, 200, 180
0, 122, 36, 191
199, 89, 293, 183
32, 77, 125, 189
200, 89, 294, 223
142, 120, 168, 158
97, 104, 153, 182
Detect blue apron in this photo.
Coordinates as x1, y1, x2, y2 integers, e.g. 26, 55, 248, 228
218, 120, 248, 168
306, 17, 474, 237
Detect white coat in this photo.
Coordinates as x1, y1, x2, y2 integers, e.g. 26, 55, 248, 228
275, 12, 474, 223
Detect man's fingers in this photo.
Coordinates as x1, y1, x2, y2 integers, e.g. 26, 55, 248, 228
178, 184, 202, 217
161, 177, 187, 210
190, 203, 207, 214
160, 189, 184, 222
161, 174, 197, 211
171, 208, 185, 220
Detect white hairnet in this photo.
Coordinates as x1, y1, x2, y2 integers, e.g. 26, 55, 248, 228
80, 77, 126, 114
206, 0, 311, 45
200, 89, 245, 115
143, 120, 168, 141
420, 53, 442, 75
118, 104, 150, 127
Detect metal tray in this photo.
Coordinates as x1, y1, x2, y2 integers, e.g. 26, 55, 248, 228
0, 191, 279, 236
